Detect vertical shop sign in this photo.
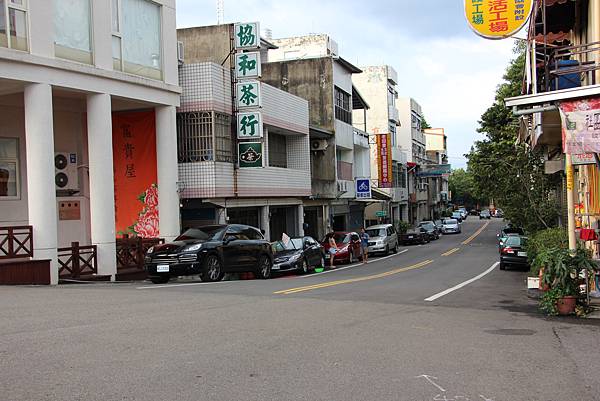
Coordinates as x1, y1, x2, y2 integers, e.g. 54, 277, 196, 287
377, 133, 393, 188
559, 98, 600, 154
112, 110, 159, 238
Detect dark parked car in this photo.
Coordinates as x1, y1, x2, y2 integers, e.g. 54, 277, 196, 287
498, 224, 525, 246
418, 221, 440, 240
434, 219, 444, 233
145, 224, 273, 284
499, 235, 529, 270
272, 236, 324, 274
479, 210, 491, 219
400, 226, 430, 245
321, 232, 362, 264
451, 211, 463, 222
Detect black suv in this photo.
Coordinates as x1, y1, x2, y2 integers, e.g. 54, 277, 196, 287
145, 224, 273, 284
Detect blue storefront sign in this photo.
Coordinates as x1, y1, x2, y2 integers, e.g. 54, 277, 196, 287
356, 178, 371, 199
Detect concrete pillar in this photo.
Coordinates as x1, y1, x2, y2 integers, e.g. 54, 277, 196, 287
87, 93, 116, 278
297, 204, 305, 237
24, 83, 58, 284
260, 205, 270, 241
155, 106, 181, 242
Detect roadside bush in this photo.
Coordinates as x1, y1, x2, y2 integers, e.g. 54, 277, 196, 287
397, 220, 410, 234
526, 227, 568, 276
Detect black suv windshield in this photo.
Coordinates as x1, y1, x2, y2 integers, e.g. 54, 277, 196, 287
176, 226, 227, 241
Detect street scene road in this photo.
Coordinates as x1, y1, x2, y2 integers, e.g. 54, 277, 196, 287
3, 219, 599, 401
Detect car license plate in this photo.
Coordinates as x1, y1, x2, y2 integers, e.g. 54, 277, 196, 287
156, 264, 170, 273
408, 236, 414, 239
518, 252, 527, 257
272, 264, 281, 270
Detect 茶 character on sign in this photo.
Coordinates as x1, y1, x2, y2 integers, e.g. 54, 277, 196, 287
237, 24, 255, 47
237, 54, 257, 76
240, 84, 258, 106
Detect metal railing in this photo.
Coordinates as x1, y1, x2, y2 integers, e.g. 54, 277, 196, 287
0, 225, 33, 260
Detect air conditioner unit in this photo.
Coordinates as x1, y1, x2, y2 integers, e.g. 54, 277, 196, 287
177, 41, 184, 64
311, 139, 328, 151
54, 152, 79, 192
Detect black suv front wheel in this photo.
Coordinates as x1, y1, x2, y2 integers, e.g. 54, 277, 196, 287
256, 255, 272, 279
201, 254, 224, 282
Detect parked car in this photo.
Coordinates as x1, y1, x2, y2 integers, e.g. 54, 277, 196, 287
365, 224, 399, 255
441, 218, 461, 234
494, 209, 504, 218
469, 209, 480, 216
458, 208, 468, 220
399, 226, 430, 245
418, 221, 440, 240
451, 211, 463, 222
145, 224, 273, 284
498, 224, 525, 246
434, 219, 444, 232
479, 210, 491, 219
321, 232, 362, 264
271, 236, 324, 274
499, 235, 529, 270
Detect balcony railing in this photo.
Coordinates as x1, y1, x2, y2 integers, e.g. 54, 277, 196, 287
0, 225, 33, 260
336, 161, 353, 181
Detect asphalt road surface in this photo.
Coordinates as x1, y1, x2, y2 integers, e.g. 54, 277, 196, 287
2, 218, 600, 401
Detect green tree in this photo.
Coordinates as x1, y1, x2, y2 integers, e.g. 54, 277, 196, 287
448, 168, 487, 209
421, 115, 432, 130
466, 43, 561, 233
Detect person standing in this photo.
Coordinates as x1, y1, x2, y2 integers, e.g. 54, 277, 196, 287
327, 232, 338, 269
360, 227, 370, 264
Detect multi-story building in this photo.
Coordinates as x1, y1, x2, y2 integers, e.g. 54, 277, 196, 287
397, 97, 429, 222
352, 65, 409, 226
262, 34, 371, 237
506, 0, 600, 247
424, 128, 450, 217
176, 24, 311, 242
0, 0, 181, 284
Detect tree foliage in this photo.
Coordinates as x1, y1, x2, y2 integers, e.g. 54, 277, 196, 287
448, 168, 487, 208
466, 43, 561, 233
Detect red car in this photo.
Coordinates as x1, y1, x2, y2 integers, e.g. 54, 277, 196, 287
321, 232, 362, 264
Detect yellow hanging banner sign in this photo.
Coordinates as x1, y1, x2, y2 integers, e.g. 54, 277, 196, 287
464, 0, 534, 40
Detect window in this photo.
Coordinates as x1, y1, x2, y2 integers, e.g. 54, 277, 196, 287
54, 0, 92, 63
268, 133, 287, 168
334, 86, 351, 124
389, 123, 396, 147
244, 227, 263, 240
387, 86, 396, 107
176, 111, 232, 163
0, 0, 28, 51
112, 0, 162, 79
0, 138, 20, 199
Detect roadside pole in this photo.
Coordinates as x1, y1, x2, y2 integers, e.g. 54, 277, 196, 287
565, 153, 577, 251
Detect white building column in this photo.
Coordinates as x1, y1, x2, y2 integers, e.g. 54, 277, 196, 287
260, 205, 270, 241
297, 204, 305, 237
87, 93, 116, 278
156, 106, 181, 242
24, 83, 58, 284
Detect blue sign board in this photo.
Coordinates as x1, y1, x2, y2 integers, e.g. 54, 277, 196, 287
356, 179, 371, 199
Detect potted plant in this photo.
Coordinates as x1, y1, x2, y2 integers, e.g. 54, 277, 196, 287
540, 248, 596, 315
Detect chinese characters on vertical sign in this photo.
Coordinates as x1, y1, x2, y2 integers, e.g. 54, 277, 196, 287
464, 0, 533, 39
377, 133, 393, 188
234, 22, 263, 168
559, 97, 600, 154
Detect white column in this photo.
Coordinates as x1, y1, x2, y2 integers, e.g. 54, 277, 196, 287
24, 83, 58, 284
87, 93, 117, 278
297, 204, 305, 237
260, 205, 270, 241
155, 106, 181, 241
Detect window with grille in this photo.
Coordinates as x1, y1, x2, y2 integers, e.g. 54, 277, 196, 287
177, 111, 232, 163
268, 133, 287, 168
334, 86, 351, 124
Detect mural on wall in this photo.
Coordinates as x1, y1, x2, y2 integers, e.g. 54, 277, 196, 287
112, 110, 159, 238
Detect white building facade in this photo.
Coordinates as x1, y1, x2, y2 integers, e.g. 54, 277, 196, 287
0, 0, 181, 284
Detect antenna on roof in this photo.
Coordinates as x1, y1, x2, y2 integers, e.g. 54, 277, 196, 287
216, 0, 224, 25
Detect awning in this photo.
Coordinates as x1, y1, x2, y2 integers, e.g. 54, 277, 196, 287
534, 0, 576, 44
372, 187, 392, 201
352, 85, 370, 110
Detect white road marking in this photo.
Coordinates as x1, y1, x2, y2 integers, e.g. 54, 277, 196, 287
424, 262, 499, 302
137, 280, 241, 290
415, 374, 446, 392
307, 249, 408, 278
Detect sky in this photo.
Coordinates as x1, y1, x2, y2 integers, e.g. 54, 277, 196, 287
176, 0, 521, 169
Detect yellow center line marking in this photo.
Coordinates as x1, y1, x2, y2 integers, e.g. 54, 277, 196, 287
274, 259, 434, 295
461, 221, 490, 245
441, 248, 460, 256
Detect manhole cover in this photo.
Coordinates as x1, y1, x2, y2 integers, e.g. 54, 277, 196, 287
484, 329, 536, 336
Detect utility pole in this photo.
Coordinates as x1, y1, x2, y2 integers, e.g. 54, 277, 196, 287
565, 153, 577, 251
216, 0, 224, 25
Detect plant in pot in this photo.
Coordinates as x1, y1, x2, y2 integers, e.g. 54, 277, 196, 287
397, 221, 410, 235
539, 248, 596, 315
